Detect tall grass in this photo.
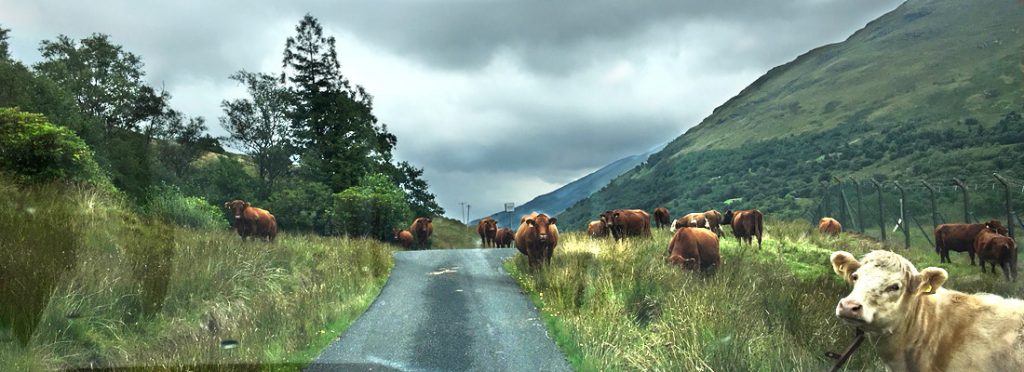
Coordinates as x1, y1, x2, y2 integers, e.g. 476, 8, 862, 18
426, 216, 478, 249
506, 219, 1024, 371
0, 180, 393, 370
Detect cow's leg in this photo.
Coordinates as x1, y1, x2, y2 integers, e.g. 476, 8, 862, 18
1002, 262, 1012, 281
969, 250, 976, 265
980, 258, 987, 273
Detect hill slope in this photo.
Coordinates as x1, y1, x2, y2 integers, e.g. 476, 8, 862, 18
559, 0, 1024, 229
476, 146, 662, 228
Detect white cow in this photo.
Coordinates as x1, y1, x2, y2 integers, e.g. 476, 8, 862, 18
831, 250, 1024, 371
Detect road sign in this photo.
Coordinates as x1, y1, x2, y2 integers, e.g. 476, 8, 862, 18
504, 202, 515, 212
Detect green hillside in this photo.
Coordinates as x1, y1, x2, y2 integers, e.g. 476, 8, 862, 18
559, 0, 1024, 229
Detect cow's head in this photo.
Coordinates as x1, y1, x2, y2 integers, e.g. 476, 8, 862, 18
224, 200, 250, 221
393, 229, 402, 240
599, 210, 614, 228
722, 210, 735, 225
483, 219, 497, 233
985, 220, 1009, 236
524, 214, 556, 243
831, 250, 947, 333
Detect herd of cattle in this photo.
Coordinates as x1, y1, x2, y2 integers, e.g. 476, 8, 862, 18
219, 198, 1017, 281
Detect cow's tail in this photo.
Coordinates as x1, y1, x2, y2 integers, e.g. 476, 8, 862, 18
934, 228, 943, 254
754, 211, 764, 246
1011, 239, 1019, 282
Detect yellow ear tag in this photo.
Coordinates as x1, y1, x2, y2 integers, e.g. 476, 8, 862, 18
921, 284, 932, 294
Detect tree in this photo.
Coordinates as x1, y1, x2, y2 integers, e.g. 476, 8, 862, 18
0, 108, 107, 186
0, 25, 10, 61
34, 34, 166, 133
281, 14, 395, 192
388, 161, 444, 217
151, 109, 215, 180
220, 71, 293, 197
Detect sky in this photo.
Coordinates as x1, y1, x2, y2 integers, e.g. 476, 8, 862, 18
0, 0, 903, 221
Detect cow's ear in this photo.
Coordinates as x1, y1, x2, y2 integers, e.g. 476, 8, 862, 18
830, 251, 861, 283
244, 202, 251, 208
525, 219, 535, 227
224, 202, 230, 209
549, 218, 557, 225
916, 267, 947, 295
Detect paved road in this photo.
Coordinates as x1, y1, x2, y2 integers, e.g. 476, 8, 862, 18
306, 248, 571, 372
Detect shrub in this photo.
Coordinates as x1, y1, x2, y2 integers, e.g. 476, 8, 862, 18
144, 184, 226, 229
183, 155, 257, 206
0, 107, 107, 186
329, 173, 412, 241
266, 177, 334, 233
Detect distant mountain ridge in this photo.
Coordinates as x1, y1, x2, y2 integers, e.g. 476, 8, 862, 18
474, 144, 664, 228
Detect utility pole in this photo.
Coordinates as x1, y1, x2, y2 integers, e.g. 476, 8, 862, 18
466, 204, 471, 225
459, 202, 466, 224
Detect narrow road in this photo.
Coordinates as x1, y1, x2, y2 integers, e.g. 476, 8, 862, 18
305, 248, 571, 372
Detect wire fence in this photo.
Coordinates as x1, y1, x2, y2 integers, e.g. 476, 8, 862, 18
811, 172, 1024, 249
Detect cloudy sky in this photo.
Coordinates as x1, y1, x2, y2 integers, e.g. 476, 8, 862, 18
1, 0, 902, 221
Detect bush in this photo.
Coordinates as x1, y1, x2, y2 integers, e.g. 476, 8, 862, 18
0, 107, 107, 186
183, 155, 257, 206
144, 184, 227, 229
266, 177, 334, 233
328, 173, 412, 241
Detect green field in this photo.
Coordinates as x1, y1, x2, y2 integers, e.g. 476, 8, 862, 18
506, 221, 1022, 371
0, 182, 394, 371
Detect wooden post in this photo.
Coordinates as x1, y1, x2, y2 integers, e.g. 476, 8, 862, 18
921, 181, 940, 229
894, 181, 910, 249
834, 176, 855, 231
852, 178, 865, 233
953, 178, 970, 223
822, 182, 832, 219
872, 179, 886, 242
993, 173, 1015, 239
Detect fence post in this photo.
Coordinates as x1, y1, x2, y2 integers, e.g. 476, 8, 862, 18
993, 173, 1015, 239
894, 181, 910, 249
872, 179, 886, 242
921, 181, 939, 229
952, 178, 971, 223
852, 178, 865, 233
834, 176, 854, 230
822, 181, 832, 219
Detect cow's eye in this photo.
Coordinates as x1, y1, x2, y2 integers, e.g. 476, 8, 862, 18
886, 284, 900, 292
851, 273, 858, 281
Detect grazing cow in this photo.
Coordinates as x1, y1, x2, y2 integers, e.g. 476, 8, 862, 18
830, 250, 1024, 371
495, 228, 515, 248
665, 227, 720, 272
515, 212, 558, 267
224, 200, 278, 242
704, 209, 724, 237
934, 220, 1007, 264
600, 209, 651, 240
818, 217, 842, 236
653, 207, 671, 229
974, 227, 1018, 281
392, 229, 414, 249
477, 217, 498, 248
410, 217, 433, 250
672, 212, 708, 232
587, 220, 607, 239
722, 209, 763, 248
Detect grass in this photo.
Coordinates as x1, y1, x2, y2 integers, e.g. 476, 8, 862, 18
0, 180, 394, 370
506, 219, 1024, 371
426, 216, 479, 249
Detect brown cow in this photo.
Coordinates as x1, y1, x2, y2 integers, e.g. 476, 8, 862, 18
653, 207, 671, 229
224, 200, 278, 242
704, 209, 724, 237
495, 228, 515, 248
477, 217, 498, 247
974, 227, 1017, 281
665, 227, 720, 272
600, 209, 651, 240
722, 209, 763, 248
587, 220, 607, 239
515, 212, 558, 267
818, 217, 842, 236
935, 220, 1007, 264
410, 217, 433, 250
392, 229, 414, 249
672, 212, 708, 232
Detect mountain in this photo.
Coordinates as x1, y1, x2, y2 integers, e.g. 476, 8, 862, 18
558, 0, 1024, 230
475, 144, 664, 228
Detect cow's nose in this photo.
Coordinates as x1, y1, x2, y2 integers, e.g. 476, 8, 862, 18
837, 298, 863, 319
539, 234, 547, 241
235, 215, 241, 220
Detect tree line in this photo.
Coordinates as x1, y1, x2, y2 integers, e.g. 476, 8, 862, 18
0, 15, 442, 240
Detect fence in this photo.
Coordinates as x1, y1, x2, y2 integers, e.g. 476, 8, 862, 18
811, 173, 1024, 249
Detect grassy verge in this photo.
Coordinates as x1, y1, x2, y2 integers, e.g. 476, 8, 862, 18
0, 181, 394, 370
505, 220, 1024, 370
428, 216, 478, 249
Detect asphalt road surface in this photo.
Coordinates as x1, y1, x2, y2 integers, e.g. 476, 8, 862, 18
305, 248, 571, 372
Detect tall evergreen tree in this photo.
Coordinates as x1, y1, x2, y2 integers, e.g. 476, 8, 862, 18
0, 25, 10, 61
281, 14, 393, 192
